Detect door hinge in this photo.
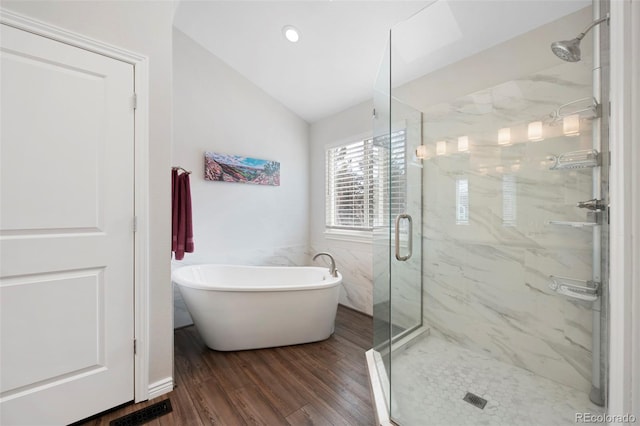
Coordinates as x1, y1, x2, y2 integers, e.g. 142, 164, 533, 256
134, 339, 137, 355
132, 93, 138, 110
133, 216, 138, 233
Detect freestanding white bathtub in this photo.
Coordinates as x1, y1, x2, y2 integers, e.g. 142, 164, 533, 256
172, 264, 343, 351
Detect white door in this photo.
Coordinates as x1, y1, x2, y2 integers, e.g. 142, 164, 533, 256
0, 24, 135, 425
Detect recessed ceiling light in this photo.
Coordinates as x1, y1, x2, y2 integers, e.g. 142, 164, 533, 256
282, 25, 300, 43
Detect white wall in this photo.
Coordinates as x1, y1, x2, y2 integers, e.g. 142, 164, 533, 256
309, 100, 375, 315
172, 29, 309, 268
2, 0, 175, 388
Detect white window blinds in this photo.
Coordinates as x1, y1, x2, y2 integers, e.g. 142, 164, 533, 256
326, 130, 406, 231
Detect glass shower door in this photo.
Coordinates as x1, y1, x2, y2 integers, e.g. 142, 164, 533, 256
379, 1, 609, 424
371, 32, 391, 405
387, 98, 424, 421
388, 98, 423, 344
372, 31, 424, 420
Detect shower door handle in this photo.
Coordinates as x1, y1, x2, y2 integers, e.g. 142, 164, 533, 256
395, 213, 413, 261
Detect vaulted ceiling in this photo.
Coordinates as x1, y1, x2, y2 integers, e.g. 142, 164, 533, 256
174, 1, 589, 123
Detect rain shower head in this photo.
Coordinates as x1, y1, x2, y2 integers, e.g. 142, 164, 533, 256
551, 15, 609, 62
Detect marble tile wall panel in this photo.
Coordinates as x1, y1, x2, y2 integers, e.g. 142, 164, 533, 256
171, 244, 310, 269
419, 61, 597, 391
373, 236, 422, 332
390, 266, 422, 332
311, 243, 373, 315
422, 138, 594, 249
372, 233, 390, 308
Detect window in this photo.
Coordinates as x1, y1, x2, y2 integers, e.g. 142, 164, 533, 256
325, 130, 406, 232
502, 174, 517, 227
456, 177, 469, 225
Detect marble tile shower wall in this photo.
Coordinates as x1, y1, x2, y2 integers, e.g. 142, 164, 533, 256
373, 234, 422, 332
311, 243, 373, 315
420, 61, 596, 392
375, 248, 423, 332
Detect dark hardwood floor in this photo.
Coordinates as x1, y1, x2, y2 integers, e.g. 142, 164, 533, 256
79, 305, 375, 425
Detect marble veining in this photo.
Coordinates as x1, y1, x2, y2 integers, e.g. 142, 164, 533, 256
311, 244, 373, 315
417, 59, 597, 392
172, 244, 309, 268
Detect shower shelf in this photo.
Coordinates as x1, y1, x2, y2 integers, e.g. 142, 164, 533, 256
546, 220, 597, 228
547, 211, 601, 228
548, 149, 599, 170
549, 275, 599, 302
547, 97, 601, 124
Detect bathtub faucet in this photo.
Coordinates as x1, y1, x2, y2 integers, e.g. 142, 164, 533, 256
313, 252, 338, 278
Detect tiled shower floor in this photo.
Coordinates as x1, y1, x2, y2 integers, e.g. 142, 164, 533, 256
388, 335, 604, 426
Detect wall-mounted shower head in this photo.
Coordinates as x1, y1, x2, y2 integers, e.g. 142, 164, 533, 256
551, 15, 609, 62
551, 38, 582, 62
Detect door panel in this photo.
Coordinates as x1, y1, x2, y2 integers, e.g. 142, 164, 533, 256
1, 269, 105, 392
0, 24, 135, 425
1, 45, 104, 232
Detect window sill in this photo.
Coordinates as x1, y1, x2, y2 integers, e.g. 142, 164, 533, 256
324, 229, 372, 244
324, 229, 412, 247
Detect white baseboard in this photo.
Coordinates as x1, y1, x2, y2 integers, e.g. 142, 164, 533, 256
147, 377, 174, 400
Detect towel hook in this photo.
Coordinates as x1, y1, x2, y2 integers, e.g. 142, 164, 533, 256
172, 166, 191, 174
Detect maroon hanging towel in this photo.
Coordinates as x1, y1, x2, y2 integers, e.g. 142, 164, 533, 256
171, 168, 179, 253
172, 170, 194, 260
181, 172, 194, 255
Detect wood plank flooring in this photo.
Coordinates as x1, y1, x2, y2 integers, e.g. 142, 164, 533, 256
78, 305, 375, 426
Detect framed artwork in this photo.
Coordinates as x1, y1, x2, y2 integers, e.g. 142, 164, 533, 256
204, 152, 280, 186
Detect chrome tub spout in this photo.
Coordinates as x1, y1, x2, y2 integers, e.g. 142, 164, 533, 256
313, 252, 338, 278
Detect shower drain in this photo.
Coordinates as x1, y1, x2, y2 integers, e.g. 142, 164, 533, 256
463, 392, 488, 409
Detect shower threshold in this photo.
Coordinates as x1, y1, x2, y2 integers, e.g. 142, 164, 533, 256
366, 326, 430, 426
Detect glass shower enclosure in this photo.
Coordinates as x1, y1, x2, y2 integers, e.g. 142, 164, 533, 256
370, 0, 610, 424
